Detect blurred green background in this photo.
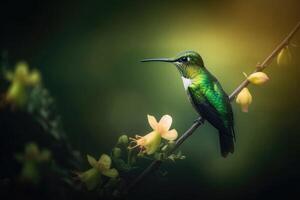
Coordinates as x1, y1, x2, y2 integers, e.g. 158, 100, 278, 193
1, 0, 299, 199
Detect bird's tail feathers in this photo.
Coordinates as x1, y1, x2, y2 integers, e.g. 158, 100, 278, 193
218, 129, 234, 158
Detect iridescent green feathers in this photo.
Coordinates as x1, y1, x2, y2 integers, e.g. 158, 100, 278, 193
187, 68, 234, 157
174, 51, 235, 157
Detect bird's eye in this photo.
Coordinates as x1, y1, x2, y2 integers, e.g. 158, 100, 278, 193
180, 57, 188, 62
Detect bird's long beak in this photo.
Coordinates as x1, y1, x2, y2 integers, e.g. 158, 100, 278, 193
141, 58, 176, 63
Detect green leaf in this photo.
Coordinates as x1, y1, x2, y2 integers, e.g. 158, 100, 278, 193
161, 144, 168, 152
168, 154, 176, 162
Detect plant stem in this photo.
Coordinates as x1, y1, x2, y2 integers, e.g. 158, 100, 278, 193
124, 21, 300, 195
230, 21, 300, 100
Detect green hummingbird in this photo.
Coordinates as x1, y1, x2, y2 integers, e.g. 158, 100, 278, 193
141, 51, 235, 157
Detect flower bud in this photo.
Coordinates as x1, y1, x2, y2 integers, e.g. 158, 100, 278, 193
246, 72, 269, 85
117, 135, 128, 145
277, 46, 292, 66
112, 147, 122, 158
236, 87, 252, 112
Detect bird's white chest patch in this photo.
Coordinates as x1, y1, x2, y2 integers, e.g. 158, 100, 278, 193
181, 76, 192, 90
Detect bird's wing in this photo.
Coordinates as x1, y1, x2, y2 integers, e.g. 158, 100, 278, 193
188, 80, 234, 137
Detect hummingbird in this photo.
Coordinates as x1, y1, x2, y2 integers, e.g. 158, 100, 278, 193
141, 51, 235, 157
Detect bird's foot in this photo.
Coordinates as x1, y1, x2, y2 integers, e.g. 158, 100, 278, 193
194, 117, 204, 124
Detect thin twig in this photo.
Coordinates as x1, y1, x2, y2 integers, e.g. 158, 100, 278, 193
124, 21, 300, 195
230, 21, 300, 100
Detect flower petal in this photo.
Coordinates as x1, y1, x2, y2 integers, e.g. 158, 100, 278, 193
128, 131, 161, 155
78, 168, 101, 190
27, 70, 41, 86
161, 129, 178, 141
15, 62, 29, 80
147, 115, 158, 130
241, 104, 250, 112
143, 131, 161, 155
87, 154, 98, 168
158, 115, 172, 132
98, 154, 111, 170
101, 168, 119, 178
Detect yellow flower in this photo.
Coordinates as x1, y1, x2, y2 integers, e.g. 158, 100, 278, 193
15, 142, 51, 163
236, 88, 252, 112
78, 154, 118, 190
87, 154, 118, 178
245, 72, 269, 85
7, 62, 41, 86
5, 62, 41, 106
129, 115, 178, 155
130, 131, 161, 155
78, 168, 101, 190
15, 143, 51, 184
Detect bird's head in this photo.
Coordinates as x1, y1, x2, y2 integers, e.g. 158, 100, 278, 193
141, 50, 204, 78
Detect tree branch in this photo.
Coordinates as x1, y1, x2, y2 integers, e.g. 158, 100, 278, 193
123, 21, 300, 195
